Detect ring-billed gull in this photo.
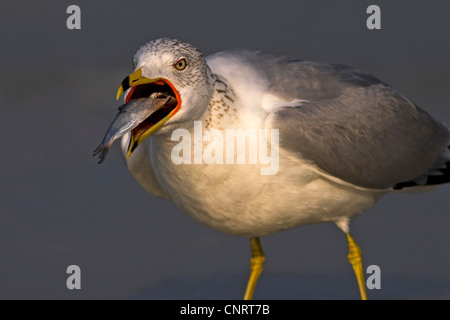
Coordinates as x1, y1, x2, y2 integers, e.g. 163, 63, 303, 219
94, 38, 450, 300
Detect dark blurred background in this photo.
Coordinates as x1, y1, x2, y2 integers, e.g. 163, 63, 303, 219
0, 0, 449, 299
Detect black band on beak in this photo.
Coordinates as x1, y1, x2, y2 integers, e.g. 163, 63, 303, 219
121, 76, 130, 92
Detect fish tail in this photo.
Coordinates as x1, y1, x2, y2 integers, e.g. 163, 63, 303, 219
93, 144, 110, 164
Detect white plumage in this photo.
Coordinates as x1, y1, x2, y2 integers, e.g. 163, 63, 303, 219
95, 38, 450, 299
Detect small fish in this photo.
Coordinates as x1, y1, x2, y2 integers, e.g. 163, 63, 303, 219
93, 93, 174, 164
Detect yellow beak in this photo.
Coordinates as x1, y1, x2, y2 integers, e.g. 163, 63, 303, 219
116, 68, 160, 101
115, 68, 182, 158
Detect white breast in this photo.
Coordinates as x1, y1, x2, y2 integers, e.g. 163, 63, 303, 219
143, 133, 382, 237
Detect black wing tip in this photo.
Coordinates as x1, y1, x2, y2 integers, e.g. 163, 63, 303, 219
394, 160, 450, 190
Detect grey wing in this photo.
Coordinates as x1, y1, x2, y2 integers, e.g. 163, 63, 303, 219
262, 58, 450, 190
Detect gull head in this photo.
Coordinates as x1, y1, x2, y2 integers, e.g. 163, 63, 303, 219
116, 38, 214, 157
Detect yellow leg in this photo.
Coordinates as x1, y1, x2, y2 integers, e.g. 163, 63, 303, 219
243, 237, 265, 300
346, 233, 368, 300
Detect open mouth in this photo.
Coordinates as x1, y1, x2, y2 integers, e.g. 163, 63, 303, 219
126, 79, 181, 154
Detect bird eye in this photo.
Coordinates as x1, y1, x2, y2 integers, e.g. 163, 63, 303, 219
175, 58, 187, 71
